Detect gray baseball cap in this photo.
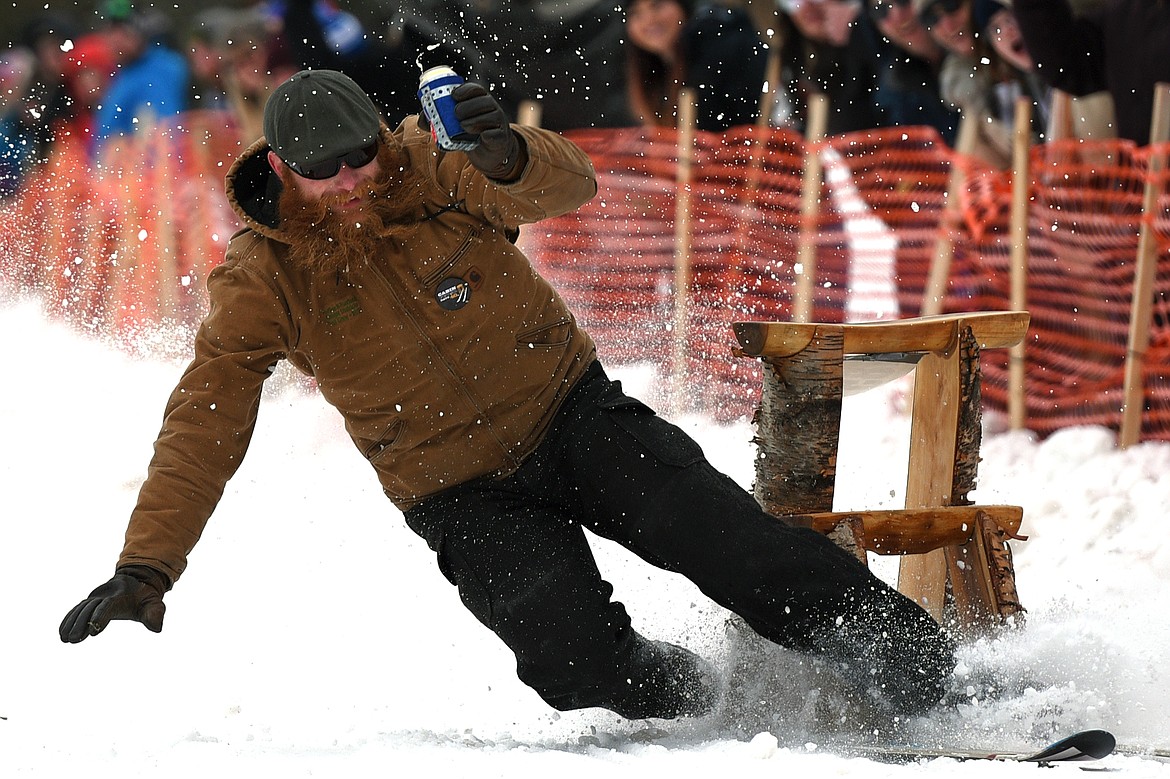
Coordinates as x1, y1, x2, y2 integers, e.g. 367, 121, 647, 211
263, 69, 381, 173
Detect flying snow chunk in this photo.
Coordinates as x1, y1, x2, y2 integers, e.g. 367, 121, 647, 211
137, 229, 148, 242
748, 732, 779, 759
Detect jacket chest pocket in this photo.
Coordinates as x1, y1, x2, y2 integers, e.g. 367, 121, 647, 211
421, 227, 481, 289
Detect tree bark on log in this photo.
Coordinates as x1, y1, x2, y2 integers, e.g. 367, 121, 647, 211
944, 326, 1027, 633
752, 330, 843, 517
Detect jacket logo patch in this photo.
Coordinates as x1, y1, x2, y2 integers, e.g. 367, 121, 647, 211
466, 266, 485, 290
436, 277, 472, 311
325, 296, 362, 325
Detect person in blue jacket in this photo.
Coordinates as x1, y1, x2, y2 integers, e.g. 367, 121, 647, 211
94, 3, 190, 144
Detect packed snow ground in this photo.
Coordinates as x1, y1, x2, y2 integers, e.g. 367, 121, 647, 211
2, 299, 1169, 777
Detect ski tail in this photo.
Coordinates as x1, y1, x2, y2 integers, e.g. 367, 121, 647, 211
1020, 729, 1117, 763
843, 729, 1118, 764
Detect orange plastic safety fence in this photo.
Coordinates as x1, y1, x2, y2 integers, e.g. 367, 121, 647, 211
822, 126, 957, 319
6, 114, 1170, 440
529, 124, 856, 420
528, 125, 959, 419
0, 111, 244, 354
954, 139, 1170, 440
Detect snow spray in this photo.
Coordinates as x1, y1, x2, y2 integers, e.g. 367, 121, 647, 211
418, 66, 480, 152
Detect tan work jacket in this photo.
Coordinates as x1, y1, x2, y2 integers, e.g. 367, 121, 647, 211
118, 120, 598, 584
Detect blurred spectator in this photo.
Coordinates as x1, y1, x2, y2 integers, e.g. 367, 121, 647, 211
871, 0, 943, 61
185, 7, 252, 112
778, 0, 888, 135
1013, 0, 1170, 145
216, 8, 297, 142
915, 0, 984, 111
867, 0, 959, 143
278, 0, 633, 132
272, 0, 421, 125
971, 0, 1050, 142
917, 0, 1048, 164
394, 0, 632, 131
93, 2, 191, 145
0, 47, 37, 197
624, 0, 768, 131
914, 0, 1013, 164
178, 4, 298, 143
18, 13, 80, 160
974, 0, 1028, 70
260, 0, 368, 56
60, 30, 118, 148
916, 0, 976, 55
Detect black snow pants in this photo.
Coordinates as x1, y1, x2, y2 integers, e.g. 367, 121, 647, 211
404, 360, 955, 720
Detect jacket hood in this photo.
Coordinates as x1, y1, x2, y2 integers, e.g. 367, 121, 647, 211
224, 124, 402, 243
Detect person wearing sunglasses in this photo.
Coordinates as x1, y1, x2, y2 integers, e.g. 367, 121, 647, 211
910, 0, 1020, 166
914, 0, 975, 55
58, 68, 955, 725
865, 0, 960, 144
871, 0, 944, 64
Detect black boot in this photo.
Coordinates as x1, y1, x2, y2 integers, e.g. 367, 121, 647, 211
605, 639, 720, 720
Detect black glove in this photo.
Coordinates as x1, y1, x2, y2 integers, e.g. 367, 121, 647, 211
59, 565, 170, 644
451, 82, 526, 181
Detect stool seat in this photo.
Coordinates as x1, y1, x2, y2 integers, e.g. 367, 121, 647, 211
734, 310, 1031, 358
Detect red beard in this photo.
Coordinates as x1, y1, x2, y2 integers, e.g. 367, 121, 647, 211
276, 140, 427, 276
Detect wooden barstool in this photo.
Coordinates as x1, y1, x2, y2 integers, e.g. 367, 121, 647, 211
733, 311, 1031, 635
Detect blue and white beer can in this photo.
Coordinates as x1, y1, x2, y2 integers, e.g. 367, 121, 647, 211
418, 66, 480, 152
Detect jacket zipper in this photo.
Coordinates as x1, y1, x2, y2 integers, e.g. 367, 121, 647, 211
364, 258, 522, 471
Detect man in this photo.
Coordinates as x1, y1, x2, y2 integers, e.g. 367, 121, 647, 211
60, 69, 954, 721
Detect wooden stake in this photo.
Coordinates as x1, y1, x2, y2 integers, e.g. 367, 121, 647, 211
755, 48, 782, 133
668, 88, 698, 416
1008, 97, 1032, 430
792, 94, 827, 323
1046, 89, 1073, 142
733, 48, 783, 264
1120, 82, 1170, 447
921, 111, 978, 316
517, 99, 542, 128
897, 330, 961, 621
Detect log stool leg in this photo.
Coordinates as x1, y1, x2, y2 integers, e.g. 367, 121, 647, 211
752, 329, 844, 518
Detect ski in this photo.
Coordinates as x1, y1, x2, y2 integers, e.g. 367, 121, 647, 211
1021, 730, 1117, 762
844, 729, 1117, 764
